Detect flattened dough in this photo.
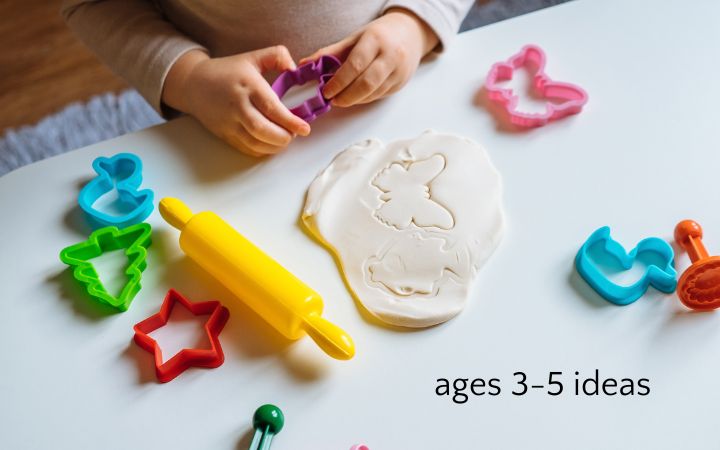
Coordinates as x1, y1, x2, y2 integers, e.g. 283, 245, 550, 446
302, 131, 505, 327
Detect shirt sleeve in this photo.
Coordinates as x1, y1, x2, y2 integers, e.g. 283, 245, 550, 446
61, 0, 207, 115
383, 0, 475, 50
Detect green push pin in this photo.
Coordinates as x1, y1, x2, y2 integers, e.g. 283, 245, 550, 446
249, 404, 284, 450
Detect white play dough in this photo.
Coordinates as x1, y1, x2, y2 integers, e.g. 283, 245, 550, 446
302, 131, 505, 327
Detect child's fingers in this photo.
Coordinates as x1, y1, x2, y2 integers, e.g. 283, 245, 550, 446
252, 45, 297, 72
226, 137, 266, 157
322, 34, 379, 99
223, 131, 272, 157
237, 99, 294, 147
358, 71, 402, 104
229, 127, 287, 156
331, 58, 393, 107
250, 88, 311, 137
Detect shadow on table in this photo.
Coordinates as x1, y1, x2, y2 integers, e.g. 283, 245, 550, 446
63, 204, 94, 237
149, 117, 265, 184
653, 305, 718, 348
567, 266, 613, 309
235, 427, 256, 450
46, 268, 119, 321
147, 228, 331, 383
473, 86, 528, 134
121, 339, 159, 384
61, 177, 95, 237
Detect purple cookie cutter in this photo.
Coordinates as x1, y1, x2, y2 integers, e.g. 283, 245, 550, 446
271, 55, 341, 122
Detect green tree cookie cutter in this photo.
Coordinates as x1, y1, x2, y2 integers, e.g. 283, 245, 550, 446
59, 223, 152, 311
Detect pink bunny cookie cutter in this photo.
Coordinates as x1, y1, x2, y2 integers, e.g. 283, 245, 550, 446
484, 44, 588, 128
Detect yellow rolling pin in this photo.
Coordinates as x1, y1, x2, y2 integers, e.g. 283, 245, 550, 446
159, 197, 355, 360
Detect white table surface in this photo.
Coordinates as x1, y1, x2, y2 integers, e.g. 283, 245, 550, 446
3, 0, 720, 448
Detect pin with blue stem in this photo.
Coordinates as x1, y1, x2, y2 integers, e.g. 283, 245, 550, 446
249, 404, 284, 450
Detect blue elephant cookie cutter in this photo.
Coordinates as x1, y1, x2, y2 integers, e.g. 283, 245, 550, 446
575, 226, 677, 305
78, 153, 154, 228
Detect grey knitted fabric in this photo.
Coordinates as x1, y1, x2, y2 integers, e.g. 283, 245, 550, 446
460, 0, 571, 31
0, 0, 571, 176
0, 90, 163, 176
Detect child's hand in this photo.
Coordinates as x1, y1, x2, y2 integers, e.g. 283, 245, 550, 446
302, 9, 439, 108
162, 46, 311, 157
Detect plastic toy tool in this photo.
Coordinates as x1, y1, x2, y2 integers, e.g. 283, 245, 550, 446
79, 153, 154, 228
575, 226, 677, 305
248, 404, 284, 450
271, 55, 341, 122
59, 223, 152, 311
675, 220, 720, 311
159, 197, 355, 360
133, 289, 229, 383
484, 44, 588, 127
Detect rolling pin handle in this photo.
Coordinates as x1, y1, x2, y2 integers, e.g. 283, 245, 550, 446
159, 197, 194, 230
302, 314, 356, 360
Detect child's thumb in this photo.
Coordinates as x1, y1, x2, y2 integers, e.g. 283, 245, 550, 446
253, 45, 297, 72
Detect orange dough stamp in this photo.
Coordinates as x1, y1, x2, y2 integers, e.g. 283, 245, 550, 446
674, 220, 720, 311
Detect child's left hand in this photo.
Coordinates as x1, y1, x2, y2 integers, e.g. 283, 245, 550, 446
301, 8, 439, 108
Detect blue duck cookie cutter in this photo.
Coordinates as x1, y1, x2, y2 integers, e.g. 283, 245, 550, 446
575, 226, 677, 305
78, 153, 154, 228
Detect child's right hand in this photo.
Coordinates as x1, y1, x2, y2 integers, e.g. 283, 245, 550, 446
162, 47, 311, 157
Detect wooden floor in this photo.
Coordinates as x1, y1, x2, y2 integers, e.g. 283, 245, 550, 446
0, 0, 127, 132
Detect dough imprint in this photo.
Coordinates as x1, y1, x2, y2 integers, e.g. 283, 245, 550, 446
302, 131, 504, 327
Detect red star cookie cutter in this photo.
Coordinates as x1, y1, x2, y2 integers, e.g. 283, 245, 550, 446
133, 289, 230, 383
484, 44, 588, 127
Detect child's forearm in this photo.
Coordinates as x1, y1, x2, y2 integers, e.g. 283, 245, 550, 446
383, 0, 476, 50
385, 7, 440, 55
61, 0, 205, 115
161, 49, 210, 115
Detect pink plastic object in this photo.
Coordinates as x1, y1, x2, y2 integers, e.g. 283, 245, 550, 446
484, 44, 588, 127
350, 446, 369, 450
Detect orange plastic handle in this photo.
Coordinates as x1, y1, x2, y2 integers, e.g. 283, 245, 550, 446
675, 220, 710, 262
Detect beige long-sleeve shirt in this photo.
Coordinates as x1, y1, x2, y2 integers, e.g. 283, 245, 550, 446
61, 0, 474, 114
